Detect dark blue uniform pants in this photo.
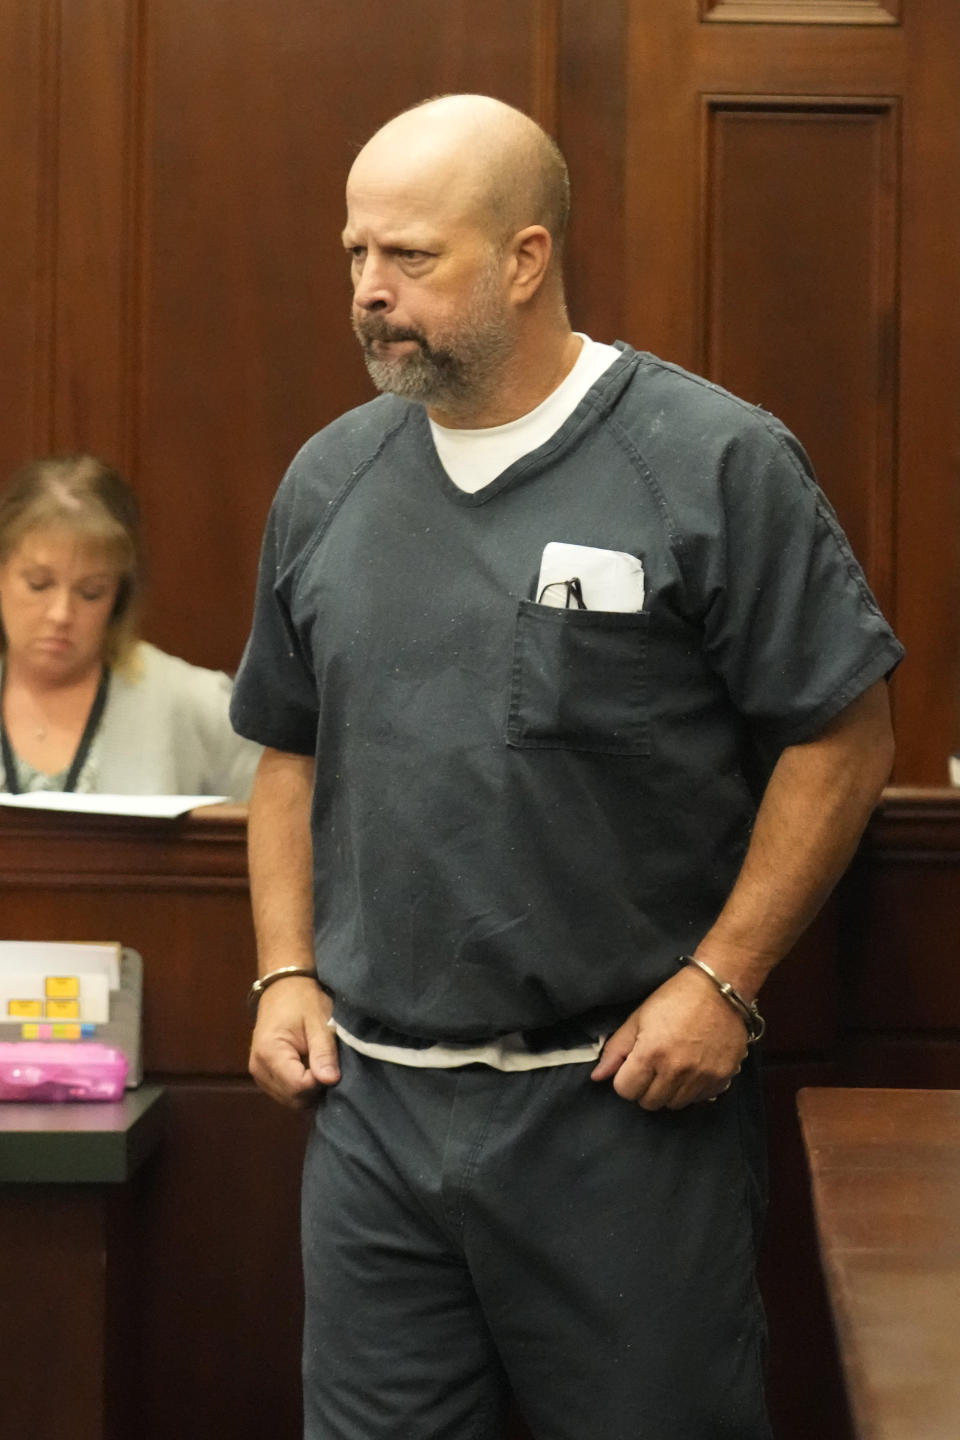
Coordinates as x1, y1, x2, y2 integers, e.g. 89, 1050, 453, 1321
301, 1044, 773, 1440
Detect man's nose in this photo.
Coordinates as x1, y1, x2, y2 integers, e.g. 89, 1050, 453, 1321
352, 255, 393, 312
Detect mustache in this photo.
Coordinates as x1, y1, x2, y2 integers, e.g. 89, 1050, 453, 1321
352, 315, 427, 348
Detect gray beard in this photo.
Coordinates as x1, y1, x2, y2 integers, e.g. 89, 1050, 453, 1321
351, 284, 514, 420
358, 335, 475, 410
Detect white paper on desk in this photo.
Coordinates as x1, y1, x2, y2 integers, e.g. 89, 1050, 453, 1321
0, 941, 121, 990
0, 792, 227, 818
536, 542, 645, 612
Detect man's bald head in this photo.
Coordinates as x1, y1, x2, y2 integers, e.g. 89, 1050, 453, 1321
349, 95, 570, 261
344, 95, 577, 424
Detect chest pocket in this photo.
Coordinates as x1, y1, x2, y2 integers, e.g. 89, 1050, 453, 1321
506, 599, 650, 756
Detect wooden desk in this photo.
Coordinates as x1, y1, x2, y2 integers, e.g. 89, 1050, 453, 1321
0, 1083, 165, 1182
798, 1087, 960, 1440
0, 1087, 166, 1440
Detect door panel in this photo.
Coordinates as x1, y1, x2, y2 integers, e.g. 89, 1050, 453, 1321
619, 0, 959, 780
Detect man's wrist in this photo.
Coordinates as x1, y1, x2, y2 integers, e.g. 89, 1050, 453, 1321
247, 965, 319, 1018
677, 955, 766, 1044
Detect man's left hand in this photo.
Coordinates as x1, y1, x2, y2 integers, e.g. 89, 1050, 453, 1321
590, 966, 749, 1110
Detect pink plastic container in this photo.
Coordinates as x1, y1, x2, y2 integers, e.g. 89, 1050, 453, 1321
0, 1041, 128, 1101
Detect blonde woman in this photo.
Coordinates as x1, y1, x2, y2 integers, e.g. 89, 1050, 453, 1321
0, 454, 259, 798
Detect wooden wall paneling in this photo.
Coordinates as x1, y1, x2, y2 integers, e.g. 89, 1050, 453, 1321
852, 849, 960, 1010
51, 0, 139, 463
894, 0, 960, 779
0, 0, 140, 475
693, 25, 904, 99
134, 0, 563, 672
0, 0, 56, 473
761, 899, 843, 1056
704, 99, 899, 603
556, 0, 628, 345
702, 0, 900, 23
3, 1189, 106, 1440
623, 3, 700, 373
842, 1037, 960, 1092
133, 1082, 310, 1440
841, 787, 960, 1033
2, 1177, 141, 1439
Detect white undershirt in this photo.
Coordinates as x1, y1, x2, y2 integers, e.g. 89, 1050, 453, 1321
336, 335, 622, 1072
331, 1018, 605, 1072
429, 334, 621, 492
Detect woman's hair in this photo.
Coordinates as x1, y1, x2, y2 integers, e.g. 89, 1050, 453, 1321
0, 454, 143, 670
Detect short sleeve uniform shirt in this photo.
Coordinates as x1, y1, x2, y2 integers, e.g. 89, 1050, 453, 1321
231, 346, 903, 1040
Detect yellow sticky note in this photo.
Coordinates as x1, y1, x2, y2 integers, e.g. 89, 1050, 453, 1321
45, 976, 81, 999
8, 999, 44, 1018
21, 1023, 40, 1039
45, 999, 81, 1019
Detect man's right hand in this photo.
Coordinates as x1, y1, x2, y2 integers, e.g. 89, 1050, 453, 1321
248, 976, 341, 1108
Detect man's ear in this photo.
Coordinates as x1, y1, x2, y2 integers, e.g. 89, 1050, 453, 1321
506, 225, 553, 303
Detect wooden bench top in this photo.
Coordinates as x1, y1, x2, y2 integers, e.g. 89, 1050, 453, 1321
798, 1087, 960, 1440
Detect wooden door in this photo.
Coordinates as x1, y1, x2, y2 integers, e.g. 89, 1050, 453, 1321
558, 0, 960, 782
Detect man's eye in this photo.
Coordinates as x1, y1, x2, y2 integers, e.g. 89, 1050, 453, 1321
26, 578, 51, 592
349, 246, 366, 261
80, 589, 108, 602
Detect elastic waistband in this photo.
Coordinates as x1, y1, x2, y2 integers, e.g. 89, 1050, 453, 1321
331, 999, 631, 1055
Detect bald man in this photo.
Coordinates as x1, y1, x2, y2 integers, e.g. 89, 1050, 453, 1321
232, 95, 902, 1440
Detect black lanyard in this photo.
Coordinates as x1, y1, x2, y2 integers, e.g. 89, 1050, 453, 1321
0, 667, 111, 795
